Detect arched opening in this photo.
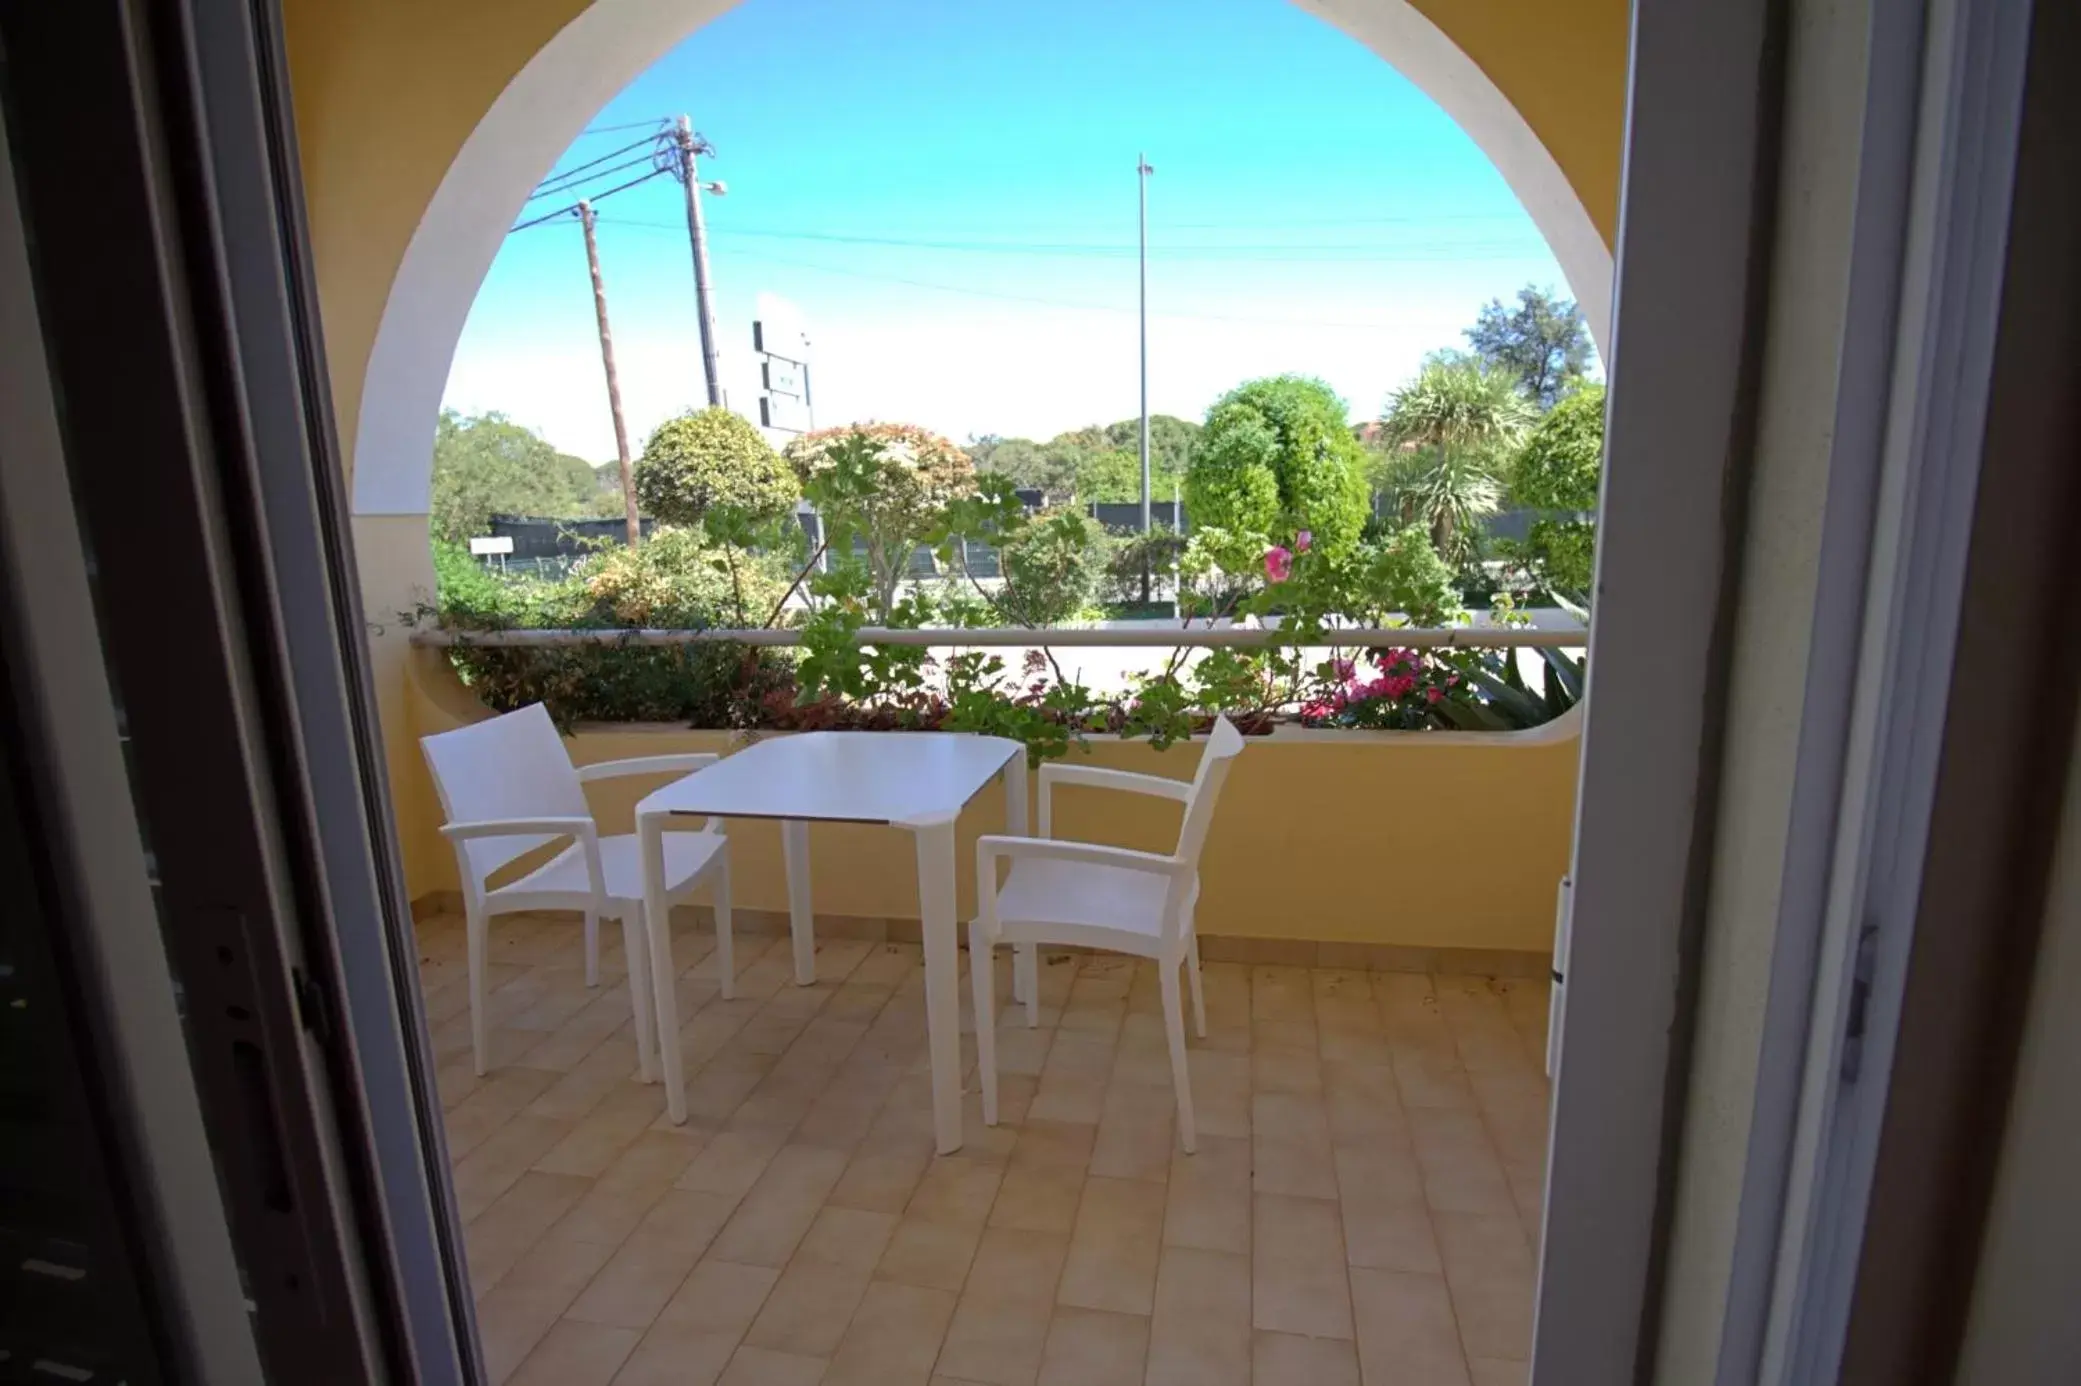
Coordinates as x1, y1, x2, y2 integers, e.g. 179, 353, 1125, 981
350, 0, 1612, 521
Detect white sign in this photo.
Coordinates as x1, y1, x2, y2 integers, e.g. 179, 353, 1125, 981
468, 536, 514, 556
763, 358, 805, 397
760, 394, 812, 433
754, 291, 811, 362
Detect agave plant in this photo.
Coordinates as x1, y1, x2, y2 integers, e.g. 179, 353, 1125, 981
1434, 645, 1584, 731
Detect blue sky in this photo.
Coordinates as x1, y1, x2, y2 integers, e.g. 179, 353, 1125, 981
443, 0, 1573, 462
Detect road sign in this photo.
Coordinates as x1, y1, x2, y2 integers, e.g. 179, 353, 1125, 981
762, 358, 805, 397
754, 292, 811, 362
760, 394, 812, 433
468, 536, 514, 556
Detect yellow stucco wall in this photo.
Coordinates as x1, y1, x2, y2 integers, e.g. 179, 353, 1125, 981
406, 648, 1578, 952
1405, 0, 1626, 250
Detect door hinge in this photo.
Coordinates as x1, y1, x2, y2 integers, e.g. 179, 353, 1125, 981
1840, 922, 1880, 1082
291, 966, 332, 1046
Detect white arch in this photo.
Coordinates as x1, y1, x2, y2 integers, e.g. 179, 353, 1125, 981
351, 0, 1613, 517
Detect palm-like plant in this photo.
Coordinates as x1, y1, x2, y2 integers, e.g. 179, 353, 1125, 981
1376, 358, 1534, 562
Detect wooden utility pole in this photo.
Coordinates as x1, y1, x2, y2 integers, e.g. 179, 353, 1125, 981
674, 115, 724, 408
577, 199, 641, 547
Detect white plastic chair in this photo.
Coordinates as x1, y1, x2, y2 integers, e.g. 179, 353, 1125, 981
419, 703, 731, 1078
970, 716, 1246, 1153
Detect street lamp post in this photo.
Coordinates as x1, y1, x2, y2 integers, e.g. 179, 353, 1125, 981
1137, 153, 1154, 602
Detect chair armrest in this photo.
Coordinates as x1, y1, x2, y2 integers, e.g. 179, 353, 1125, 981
439, 815, 597, 842
577, 753, 720, 784
1036, 764, 1190, 839
1038, 763, 1193, 802
976, 834, 1185, 878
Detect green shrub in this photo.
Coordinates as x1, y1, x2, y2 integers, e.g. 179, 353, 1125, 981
1510, 384, 1604, 511
428, 529, 795, 729
634, 407, 798, 528
995, 510, 1104, 627
1507, 383, 1604, 598
1186, 376, 1368, 555
1182, 400, 1282, 538
1356, 524, 1465, 627
785, 423, 975, 619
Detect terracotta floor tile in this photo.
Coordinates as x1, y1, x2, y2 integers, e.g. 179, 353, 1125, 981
905, 1156, 1006, 1227
708, 1144, 850, 1268
426, 925, 1545, 1386
506, 1320, 641, 1386
455, 1114, 578, 1221
878, 1214, 986, 1291
1056, 1176, 1165, 1316
1255, 1329, 1361, 1386
475, 1236, 618, 1384
1035, 1307, 1150, 1386
1087, 1081, 1176, 1184
821, 1279, 958, 1386
1145, 1245, 1250, 1386
987, 1161, 1085, 1236
933, 1229, 1068, 1386
1409, 1107, 1517, 1217
1009, 1120, 1096, 1170
1160, 1134, 1251, 1255
1251, 1194, 1353, 1340
466, 1170, 592, 1296
1469, 1359, 1527, 1386
715, 1345, 829, 1386
1251, 1092, 1338, 1199
1349, 1267, 1473, 1386
742, 1258, 872, 1357
1432, 1211, 1535, 1363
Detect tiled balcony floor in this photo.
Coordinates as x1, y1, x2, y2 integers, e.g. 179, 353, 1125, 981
421, 909, 1551, 1386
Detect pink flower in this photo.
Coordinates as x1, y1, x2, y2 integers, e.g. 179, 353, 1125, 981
1426, 687, 1443, 704
1295, 530, 1313, 554
1333, 658, 1356, 682
1264, 546, 1293, 583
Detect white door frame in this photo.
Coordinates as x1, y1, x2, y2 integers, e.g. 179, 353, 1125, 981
1532, 0, 1785, 1375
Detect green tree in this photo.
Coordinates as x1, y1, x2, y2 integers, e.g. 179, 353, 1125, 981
1507, 382, 1605, 596
1377, 358, 1533, 563
1464, 284, 1594, 410
429, 409, 601, 543
785, 423, 975, 619
1100, 414, 1200, 479
967, 434, 1072, 497
1075, 446, 1185, 504
633, 407, 799, 529
1185, 376, 1368, 555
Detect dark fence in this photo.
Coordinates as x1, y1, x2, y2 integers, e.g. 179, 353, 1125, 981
488, 513, 655, 559
1089, 500, 1183, 532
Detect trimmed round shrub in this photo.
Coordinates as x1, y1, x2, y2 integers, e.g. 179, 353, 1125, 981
634, 407, 798, 527
1186, 376, 1368, 554
1510, 383, 1605, 511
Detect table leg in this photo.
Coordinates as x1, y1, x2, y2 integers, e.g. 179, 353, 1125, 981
781, 818, 816, 986
913, 817, 963, 1155
1002, 755, 1035, 1008
639, 811, 687, 1124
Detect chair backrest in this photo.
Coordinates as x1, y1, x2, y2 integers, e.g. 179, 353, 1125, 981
420, 704, 588, 890
1173, 715, 1246, 868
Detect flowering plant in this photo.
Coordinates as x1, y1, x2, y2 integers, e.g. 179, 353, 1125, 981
1299, 647, 1466, 730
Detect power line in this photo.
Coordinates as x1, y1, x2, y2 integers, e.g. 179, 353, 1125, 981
527, 138, 662, 201
706, 244, 1420, 332
510, 168, 673, 233
580, 117, 672, 135
588, 215, 1543, 262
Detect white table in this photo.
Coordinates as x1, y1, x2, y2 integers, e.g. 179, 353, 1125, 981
636, 731, 1027, 1150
